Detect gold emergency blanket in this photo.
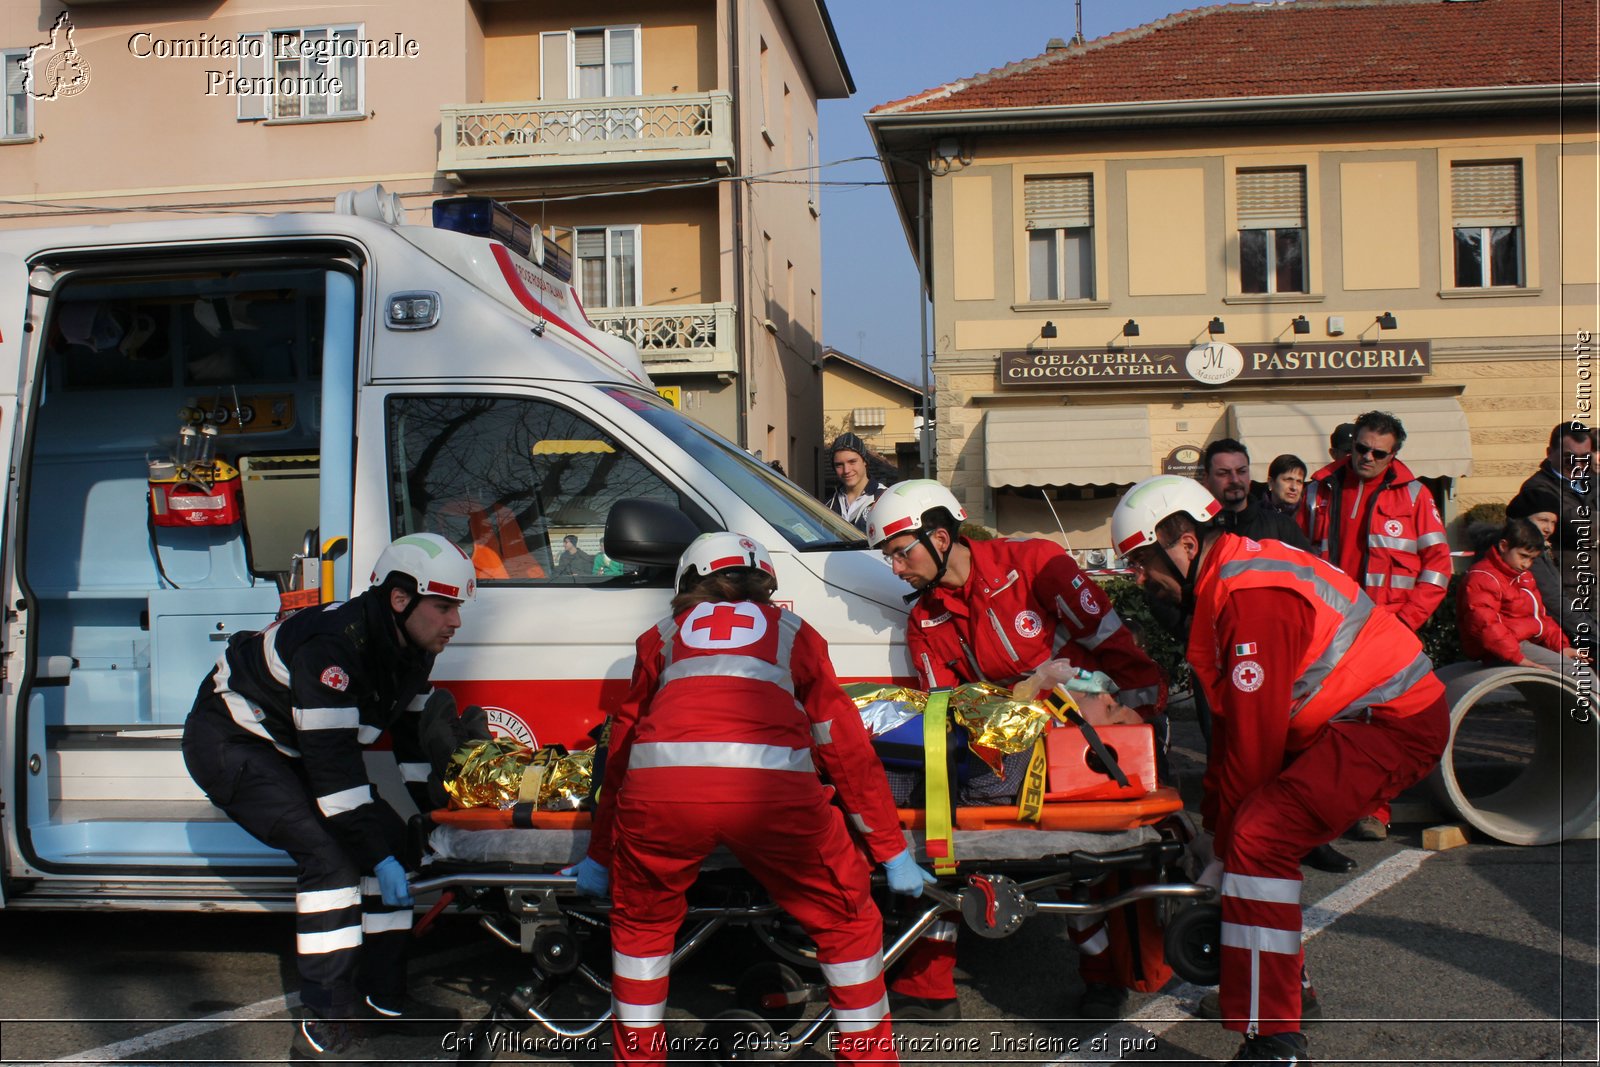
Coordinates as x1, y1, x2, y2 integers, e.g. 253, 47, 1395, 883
444, 739, 595, 810
843, 681, 1054, 776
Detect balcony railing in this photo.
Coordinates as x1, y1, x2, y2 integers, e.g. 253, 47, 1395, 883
589, 302, 737, 377
440, 92, 734, 175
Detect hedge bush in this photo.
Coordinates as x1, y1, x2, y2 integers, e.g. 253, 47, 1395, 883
1101, 576, 1192, 691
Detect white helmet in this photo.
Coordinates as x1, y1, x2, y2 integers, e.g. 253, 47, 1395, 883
675, 531, 777, 591
1110, 476, 1222, 557
370, 532, 477, 603
865, 479, 967, 549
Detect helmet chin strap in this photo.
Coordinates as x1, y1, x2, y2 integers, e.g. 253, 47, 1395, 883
901, 529, 952, 604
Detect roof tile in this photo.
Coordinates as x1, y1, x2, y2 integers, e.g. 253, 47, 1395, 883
871, 0, 1597, 114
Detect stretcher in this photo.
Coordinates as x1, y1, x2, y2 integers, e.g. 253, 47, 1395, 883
409, 787, 1219, 1063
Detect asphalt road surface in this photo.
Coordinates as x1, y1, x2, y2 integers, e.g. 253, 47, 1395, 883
1, 711, 1595, 1066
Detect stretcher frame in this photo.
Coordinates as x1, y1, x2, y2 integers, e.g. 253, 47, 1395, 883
411, 791, 1215, 1061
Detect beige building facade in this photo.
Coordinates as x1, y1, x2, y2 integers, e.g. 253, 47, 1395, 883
868, 1, 1599, 554
2, 0, 847, 487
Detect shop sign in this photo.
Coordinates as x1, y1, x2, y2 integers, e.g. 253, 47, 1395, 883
999, 341, 1431, 387
1162, 445, 1205, 478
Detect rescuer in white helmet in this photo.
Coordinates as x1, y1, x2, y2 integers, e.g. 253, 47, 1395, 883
182, 532, 481, 1060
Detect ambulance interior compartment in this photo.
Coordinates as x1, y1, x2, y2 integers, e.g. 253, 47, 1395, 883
20, 257, 339, 864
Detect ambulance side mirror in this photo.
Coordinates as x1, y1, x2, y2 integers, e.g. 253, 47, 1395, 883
603, 499, 701, 568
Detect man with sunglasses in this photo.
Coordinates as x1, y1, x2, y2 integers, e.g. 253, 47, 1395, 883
1301, 410, 1451, 840
864, 480, 1168, 1022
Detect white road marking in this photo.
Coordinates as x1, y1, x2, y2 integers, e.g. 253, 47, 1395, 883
1051, 848, 1434, 1065
42, 942, 485, 1064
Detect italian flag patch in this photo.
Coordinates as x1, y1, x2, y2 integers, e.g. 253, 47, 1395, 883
1234, 642, 1258, 656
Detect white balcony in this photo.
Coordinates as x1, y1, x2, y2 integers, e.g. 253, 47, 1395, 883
439, 92, 734, 176
589, 302, 737, 377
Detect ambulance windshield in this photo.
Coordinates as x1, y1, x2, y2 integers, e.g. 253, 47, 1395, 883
605, 388, 867, 550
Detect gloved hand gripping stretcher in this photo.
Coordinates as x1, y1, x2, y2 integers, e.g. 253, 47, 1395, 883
404, 686, 1217, 1062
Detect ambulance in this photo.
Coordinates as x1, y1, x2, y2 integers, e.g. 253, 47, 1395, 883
0, 187, 911, 909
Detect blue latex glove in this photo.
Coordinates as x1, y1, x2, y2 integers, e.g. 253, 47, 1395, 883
560, 857, 611, 898
374, 856, 413, 907
884, 849, 937, 897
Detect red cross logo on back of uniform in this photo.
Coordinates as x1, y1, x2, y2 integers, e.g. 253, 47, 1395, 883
692, 604, 758, 642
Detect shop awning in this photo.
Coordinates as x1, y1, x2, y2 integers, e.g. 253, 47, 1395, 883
985, 405, 1152, 488
1226, 396, 1472, 480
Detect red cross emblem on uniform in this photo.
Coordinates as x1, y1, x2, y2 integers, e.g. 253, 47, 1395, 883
1231, 659, 1265, 692
692, 604, 758, 642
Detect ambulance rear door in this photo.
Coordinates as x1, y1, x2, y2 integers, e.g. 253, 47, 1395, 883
0, 251, 30, 905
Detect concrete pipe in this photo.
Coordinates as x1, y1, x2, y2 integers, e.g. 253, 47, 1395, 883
1427, 664, 1597, 846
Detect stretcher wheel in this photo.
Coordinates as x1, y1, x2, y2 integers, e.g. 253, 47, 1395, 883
750, 918, 820, 969
705, 1009, 793, 1062
734, 962, 809, 1035
1164, 902, 1222, 986
531, 924, 581, 976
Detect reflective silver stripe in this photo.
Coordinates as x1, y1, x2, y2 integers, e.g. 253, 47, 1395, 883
629, 741, 814, 774
317, 785, 372, 817
1078, 608, 1124, 652
1387, 574, 1417, 589
1407, 481, 1422, 503
363, 910, 413, 934
1369, 534, 1417, 553
1365, 573, 1389, 588
656, 618, 679, 669
294, 706, 359, 731
812, 720, 834, 745
848, 812, 873, 833
1068, 916, 1110, 955
1219, 557, 1369, 713
212, 656, 289, 751
297, 886, 360, 914
775, 608, 803, 666
263, 626, 291, 686
407, 690, 431, 712
1052, 593, 1085, 632
398, 761, 431, 783
1420, 569, 1450, 588
356, 724, 383, 745
360, 876, 380, 897
820, 951, 884, 988
297, 925, 363, 955
660, 654, 794, 695
1119, 685, 1160, 710
1333, 650, 1434, 720
986, 608, 1019, 663
1417, 530, 1448, 549
1222, 872, 1302, 905
1221, 922, 1301, 955
613, 951, 673, 981
922, 920, 959, 943
1314, 539, 1329, 556
833, 994, 889, 1032
612, 997, 666, 1028
1079, 929, 1109, 955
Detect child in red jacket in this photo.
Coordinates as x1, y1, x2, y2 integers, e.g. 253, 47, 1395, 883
1457, 518, 1589, 671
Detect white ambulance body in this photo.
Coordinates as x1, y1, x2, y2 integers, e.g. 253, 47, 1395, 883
0, 191, 911, 910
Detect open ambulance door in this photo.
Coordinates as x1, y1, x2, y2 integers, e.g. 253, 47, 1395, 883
0, 251, 30, 906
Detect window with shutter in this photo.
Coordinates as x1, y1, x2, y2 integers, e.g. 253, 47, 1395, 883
574, 226, 642, 308
1024, 176, 1095, 300
1451, 161, 1523, 287
1237, 167, 1307, 294
2, 50, 32, 139
245, 25, 364, 122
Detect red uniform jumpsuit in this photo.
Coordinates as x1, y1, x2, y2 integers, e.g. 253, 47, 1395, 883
1456, 546, 1572, 664
892, 536, 1168, 1001
1301, 455, 1450, 826
588, 600, 907, 1065
1189, 535, 1449, 1036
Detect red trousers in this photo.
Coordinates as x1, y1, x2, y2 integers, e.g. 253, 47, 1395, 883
608, 796, 896, 1065
1218, 698, 1449, 1037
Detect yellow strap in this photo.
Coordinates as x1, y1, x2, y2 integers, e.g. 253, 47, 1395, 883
923, 688, 957, 874
1016, 738, 1048, 822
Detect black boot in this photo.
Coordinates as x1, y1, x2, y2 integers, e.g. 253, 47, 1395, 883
1233, 1031, 1311, 1063
1302, 843, 1356, 873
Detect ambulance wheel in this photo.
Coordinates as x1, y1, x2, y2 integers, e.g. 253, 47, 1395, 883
1165, 902, 1223, 986
735, 962, 808, 1034
705, 1010, 793, 1062
531, 925, 581, 976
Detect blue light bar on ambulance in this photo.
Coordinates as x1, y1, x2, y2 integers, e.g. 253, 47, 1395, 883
431, 197, 573, 283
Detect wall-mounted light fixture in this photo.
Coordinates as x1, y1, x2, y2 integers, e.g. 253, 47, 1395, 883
1041, 320, 1058, 339
928, 137, 973, 176
1207, 316, 1226, 336
1122, 319, 1141, 338
1376, 312, 1399, 330
1291, 315, 1311, 335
